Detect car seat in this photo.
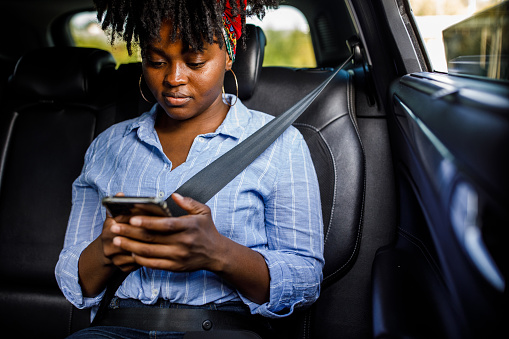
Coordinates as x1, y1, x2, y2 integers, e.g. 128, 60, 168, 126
0, 46, 117, 337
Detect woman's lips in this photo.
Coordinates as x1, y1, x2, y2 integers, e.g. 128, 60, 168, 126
163, 93, 191, 106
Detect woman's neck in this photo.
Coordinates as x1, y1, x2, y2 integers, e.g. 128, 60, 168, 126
154, 100, 230, 168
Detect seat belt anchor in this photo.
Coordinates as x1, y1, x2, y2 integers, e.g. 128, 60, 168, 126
346, 36, 376, 107
346, 36, 364, 66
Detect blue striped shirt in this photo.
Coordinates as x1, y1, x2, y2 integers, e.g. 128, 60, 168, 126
55, 97, 324, 318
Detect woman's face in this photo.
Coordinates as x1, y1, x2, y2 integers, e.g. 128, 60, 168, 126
142, 21, 232, 122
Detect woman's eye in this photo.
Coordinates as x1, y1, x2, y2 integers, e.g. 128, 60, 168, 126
188, 62, 205, 69
148, 60, 165, 68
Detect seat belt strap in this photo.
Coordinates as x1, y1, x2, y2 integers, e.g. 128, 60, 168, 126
167, 53, 353, 216
92, 51, 354, 325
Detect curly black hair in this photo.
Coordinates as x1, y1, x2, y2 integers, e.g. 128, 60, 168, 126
93, 0, 279, 55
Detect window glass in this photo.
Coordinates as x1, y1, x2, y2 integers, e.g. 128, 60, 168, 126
408, 0, 508, 80
69, 5, 316, 68
69, 12, 140, 66
247, 5, 316, 68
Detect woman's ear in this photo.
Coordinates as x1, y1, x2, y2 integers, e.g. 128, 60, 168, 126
225, 51, 233, 70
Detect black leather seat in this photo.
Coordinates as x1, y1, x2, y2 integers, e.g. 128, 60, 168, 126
0, 47, 116, 337
227, 25, 366, 338
243, 67, 365, 338
207, 24, 366, 337
0, 54, 17, 99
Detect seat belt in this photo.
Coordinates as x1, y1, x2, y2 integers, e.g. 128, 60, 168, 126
92, 50, 355, 325
166, 52, 354, 216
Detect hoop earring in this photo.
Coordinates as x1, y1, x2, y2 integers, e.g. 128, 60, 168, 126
223, 69, 238, 107
139, 74, 154, 103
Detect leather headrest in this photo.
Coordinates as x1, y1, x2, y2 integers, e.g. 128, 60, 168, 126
9, 47, 116, 102
224, 24, 266, 100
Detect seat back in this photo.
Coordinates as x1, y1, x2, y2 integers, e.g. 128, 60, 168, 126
243, 66, 366, 337
0, 54, 17, 100
244, 67, 365, 285
0, 47, 116, 337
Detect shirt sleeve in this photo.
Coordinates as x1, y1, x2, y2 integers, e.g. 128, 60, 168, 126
240, 127, 325, 318
55, 138, 107, 309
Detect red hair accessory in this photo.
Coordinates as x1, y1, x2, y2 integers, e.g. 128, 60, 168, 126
222, 0, 247, 62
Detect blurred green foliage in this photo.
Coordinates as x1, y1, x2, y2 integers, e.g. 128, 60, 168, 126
72, 33, 140, 67
263, 29, 316, 68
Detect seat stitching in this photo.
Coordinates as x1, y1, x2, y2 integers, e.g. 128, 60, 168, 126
321, 72, 366, 285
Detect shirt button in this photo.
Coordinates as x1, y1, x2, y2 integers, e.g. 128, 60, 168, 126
198, 137, 205, 143
152, 289, 158, 296
158, 191, 164, 198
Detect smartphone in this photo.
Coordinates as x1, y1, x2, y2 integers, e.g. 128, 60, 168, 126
102, 196, 172, 217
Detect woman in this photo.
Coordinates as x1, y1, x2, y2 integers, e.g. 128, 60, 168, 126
56, 0, 324, 337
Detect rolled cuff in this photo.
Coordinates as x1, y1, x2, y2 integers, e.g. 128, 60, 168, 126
55, 241, 105, 309
239, 249, 323, 318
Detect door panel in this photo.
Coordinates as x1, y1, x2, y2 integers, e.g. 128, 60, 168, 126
373, 71, 509, 338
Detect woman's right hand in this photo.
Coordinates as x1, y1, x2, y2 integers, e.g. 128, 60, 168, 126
101, 215, 139, 273
78, 193, 139, 297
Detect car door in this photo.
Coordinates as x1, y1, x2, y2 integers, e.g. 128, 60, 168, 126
370, 0, 509, 338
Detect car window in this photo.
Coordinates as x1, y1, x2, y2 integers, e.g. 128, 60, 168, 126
247, 5, 316, 68
408, 0, 507, 80
69, 5, 316, 68
69, 11, 141, 66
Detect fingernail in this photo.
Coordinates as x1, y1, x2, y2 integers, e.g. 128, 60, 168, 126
172, 193, 183, 200
111, 225, 120, 233
130, 217, 141, 226
113, 237, 121, 246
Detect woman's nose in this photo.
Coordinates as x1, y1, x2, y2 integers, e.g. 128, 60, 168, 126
163, 63, 187, 86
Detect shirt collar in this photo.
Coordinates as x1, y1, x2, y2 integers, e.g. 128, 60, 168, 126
214, 94, 250, 140
124, 94, 250, 140
124, 104, 159, 139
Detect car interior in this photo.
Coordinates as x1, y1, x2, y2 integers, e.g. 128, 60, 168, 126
0, 0, 507, 338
